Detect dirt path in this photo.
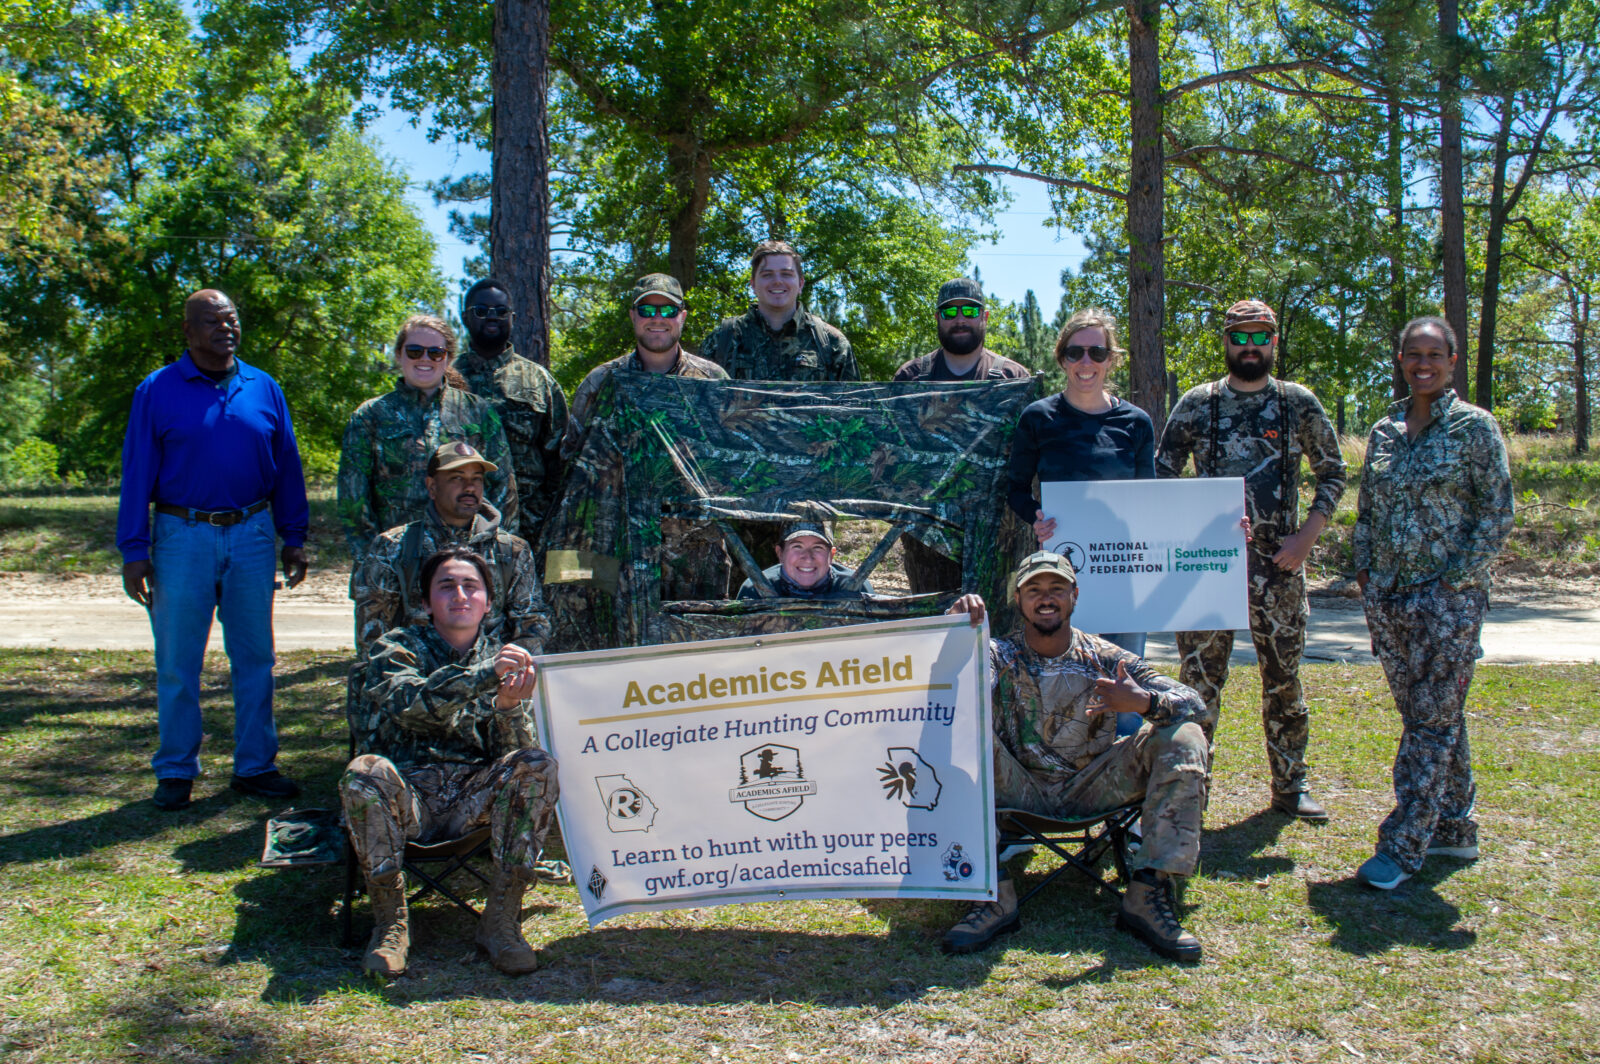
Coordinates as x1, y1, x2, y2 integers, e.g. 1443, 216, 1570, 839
0, 569, 1593, 663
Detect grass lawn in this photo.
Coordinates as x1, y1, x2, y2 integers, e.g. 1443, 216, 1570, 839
0, 650, 1594, 1062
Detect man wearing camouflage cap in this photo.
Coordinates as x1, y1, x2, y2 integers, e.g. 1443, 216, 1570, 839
942, 552, 1211, 961
455, 278, 570, 542
735, 520, 874, 600
561, 273, 728, 461
350, 441, 549, 660
1155, 299, 1346, 821
893, 277, 1033, 594
697, 240, 858, 382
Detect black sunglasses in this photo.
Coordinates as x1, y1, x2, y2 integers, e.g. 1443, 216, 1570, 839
403, 344, 448, 361
1060, 344, 1111, 364
634, 304, 683, 319
467, 305, 512, 320
939, 305, 983, 319
1227, 330, 1274, 346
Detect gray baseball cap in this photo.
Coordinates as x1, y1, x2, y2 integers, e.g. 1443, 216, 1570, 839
936, 277, 985, 310
630, 273, 686, 308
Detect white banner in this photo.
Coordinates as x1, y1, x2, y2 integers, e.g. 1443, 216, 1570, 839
533, 614, 997, 926
1037, 477, 1250, 634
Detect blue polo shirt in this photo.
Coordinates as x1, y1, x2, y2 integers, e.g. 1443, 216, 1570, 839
117, 352, 309, 562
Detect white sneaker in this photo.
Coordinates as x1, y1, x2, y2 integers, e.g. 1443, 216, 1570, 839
997, 843, 1035, 862
1426, 843, 1478, 859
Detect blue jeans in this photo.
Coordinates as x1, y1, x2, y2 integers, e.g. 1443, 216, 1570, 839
1098, 632, 1148, 737
148, 508, 280, 780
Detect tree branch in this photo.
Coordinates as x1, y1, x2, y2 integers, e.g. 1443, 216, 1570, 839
950, 163, 1125, 201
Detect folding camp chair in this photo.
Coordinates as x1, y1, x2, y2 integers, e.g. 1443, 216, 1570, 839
996, 803, 1141, 906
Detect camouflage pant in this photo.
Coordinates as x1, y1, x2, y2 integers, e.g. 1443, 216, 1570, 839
994, 720, 1210, 877
1363, 579, 1485, 874
1176, 541, 1309, 794
340, 749, 560, 886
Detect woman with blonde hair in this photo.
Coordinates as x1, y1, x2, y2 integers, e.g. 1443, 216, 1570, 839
1007, 307, 1155, 733
337, 314, 518, 567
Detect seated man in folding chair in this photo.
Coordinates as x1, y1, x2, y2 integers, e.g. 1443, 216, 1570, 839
343, 545, 560, 977
944, 551, 1211, 961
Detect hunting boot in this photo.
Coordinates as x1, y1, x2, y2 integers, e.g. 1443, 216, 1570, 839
476, 864, 539, 974
941, 877, 1019, 954
363, 876, 410, 976
1117, 868, 1201, 962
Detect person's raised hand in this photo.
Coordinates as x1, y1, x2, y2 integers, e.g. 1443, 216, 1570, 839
1033, 510, 1057, 546
1091, 660, 1150, 716
947, 593, 986, 626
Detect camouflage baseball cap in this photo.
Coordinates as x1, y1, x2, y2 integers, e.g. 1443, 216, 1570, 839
1009, 550, 1078, 595
779, 520, 834, 547
1222, 299, 1277, 332
427, 440, 499, 476
630, 273, 686, 308
936, 277, 985, 310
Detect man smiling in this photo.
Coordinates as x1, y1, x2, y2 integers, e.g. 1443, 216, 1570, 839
698, 240, 858, 382
736, 521, 872, 600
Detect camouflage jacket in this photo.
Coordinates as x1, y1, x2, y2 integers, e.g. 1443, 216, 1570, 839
454, 347, 568, 538
697, 304, 859, 382
337, 381, 519, 566
349, 499, 550, 659
1155, 377, 1345, 545
355, 623, 531, 768
562, 348, 728, 461
991, 629, 1205, 778
1354, 391, 1513, 592
736, 562, 873, 600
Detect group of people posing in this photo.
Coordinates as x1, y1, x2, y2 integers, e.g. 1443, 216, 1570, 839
116, 238, 1513, 974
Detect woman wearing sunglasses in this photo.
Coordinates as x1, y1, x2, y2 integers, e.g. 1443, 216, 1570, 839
337, 314, 518, 569
1007, 308, 1155, 733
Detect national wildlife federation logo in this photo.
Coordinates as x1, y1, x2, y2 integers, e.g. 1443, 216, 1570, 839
728, 744, 818, 822
877, 747, 942, 810
595, 774, 658, 833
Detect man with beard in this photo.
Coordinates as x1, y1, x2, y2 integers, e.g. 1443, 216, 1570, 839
1155, 299, 1346, 822
697, 240, 858, 382
455, 279, 569, 542
562, 274, 727, 459
893, 278, 1033, 593
351, 442, 549, 659
563, 275, 731, 601
893, 278, 1032, 382
941, 553, 1210, 960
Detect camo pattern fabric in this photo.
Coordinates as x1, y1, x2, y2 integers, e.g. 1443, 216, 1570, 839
1363, 579, 1486, 873
1174, 539, 1309, 794
455, 348, 568, 541
339, 749, 559, 884
337, 381, 518, 566
562, 349, 729, 461
539, 376, 1039, 652
989, 629, 1209, 877
1155, 378, 1345, 545
349, 500, 550, 659
1354, 391, 1513, 592
696, 305, 860, 382
353, 624, 536, 768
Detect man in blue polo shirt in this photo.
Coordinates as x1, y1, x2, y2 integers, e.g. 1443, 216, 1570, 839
118, 289, 310, 811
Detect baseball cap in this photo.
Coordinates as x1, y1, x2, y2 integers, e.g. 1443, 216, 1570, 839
936, 277, 985, 310
779, 520, 834, 547
630, 273, 686, 308
1222, 299, 1277, 332
1008, 551, 1078, 596
427, 440, 499, 476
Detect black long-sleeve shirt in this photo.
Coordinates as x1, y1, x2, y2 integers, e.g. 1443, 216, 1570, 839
1007, 394, 1155, 523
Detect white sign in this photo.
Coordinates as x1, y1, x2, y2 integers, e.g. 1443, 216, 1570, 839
1037, 477, 1250, 634
533, 614, 996, 926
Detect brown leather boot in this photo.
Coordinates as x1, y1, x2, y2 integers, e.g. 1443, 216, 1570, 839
941, 878, 1020, 954
1117, 869, 1201, 962
363, 878, 410, 976
476, 865, 539, 974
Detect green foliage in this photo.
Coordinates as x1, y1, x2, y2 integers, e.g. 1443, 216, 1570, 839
3, 438, 61, 487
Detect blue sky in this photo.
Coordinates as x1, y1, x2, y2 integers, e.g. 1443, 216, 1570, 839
372, 114, 1090, 311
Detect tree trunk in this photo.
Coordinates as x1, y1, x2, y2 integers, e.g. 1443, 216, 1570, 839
665, 145, 713, 292
1577, 290, 1591, 454
490, 0, 551, 366
1386, 92, 1409, 402
1474, 98, 1516, 412
1126, 0, 1166, 433
1438, 0, 1470, 398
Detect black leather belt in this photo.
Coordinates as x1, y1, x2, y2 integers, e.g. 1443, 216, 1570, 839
155, 500, 269, 526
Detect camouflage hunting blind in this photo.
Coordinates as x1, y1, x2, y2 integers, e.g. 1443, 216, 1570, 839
539, 375, 1040, 652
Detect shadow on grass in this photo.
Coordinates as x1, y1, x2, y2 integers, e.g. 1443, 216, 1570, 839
1306, 864, 1477, 955
1201, 809, 1297, 879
